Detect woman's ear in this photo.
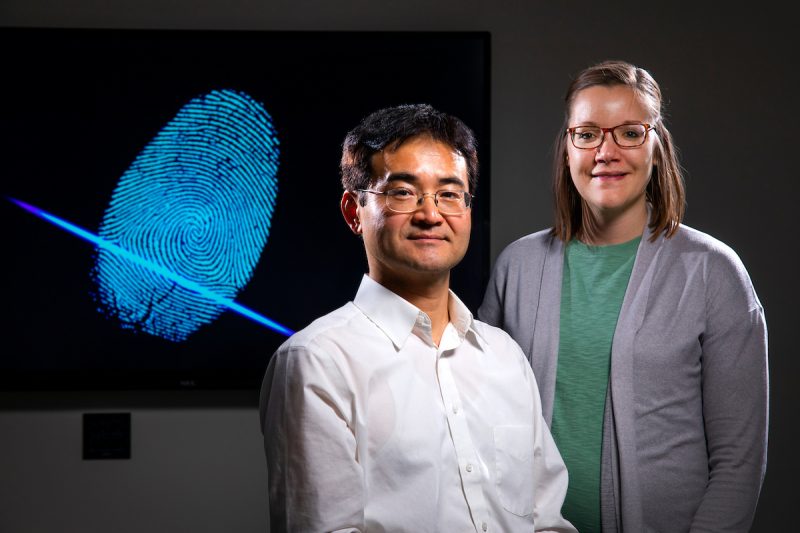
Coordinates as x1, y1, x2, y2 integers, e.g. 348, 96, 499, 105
341, 191, 362, 235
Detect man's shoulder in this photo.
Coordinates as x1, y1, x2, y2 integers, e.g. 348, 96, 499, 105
469, 318, 536, 382
276, 302, 363, 354
471, 318, 526, 358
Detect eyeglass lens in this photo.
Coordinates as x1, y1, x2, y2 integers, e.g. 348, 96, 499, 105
386, 190, 470, 214
571, 124, 648, 149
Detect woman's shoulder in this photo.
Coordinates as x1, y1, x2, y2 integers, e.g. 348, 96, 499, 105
666, 224, 745, 266
496, 228, 558, 263
663, 224, 759, 301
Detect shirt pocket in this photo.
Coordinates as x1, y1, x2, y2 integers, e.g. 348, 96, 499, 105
493, 425, 534, 517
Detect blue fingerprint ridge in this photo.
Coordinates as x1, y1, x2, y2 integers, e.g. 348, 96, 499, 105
93, 89, 284, 341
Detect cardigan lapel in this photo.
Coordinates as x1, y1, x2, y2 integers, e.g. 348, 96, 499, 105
608, 224, 663, 532
531, 233, 564, 426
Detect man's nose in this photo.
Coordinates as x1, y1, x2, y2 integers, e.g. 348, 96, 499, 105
414, 193, 443, 221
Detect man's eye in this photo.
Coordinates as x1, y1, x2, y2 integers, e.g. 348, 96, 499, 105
438, 191, 463, 201
388, 188, 415, 198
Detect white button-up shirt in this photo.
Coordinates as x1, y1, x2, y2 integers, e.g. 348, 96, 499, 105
260, 275, 575, 533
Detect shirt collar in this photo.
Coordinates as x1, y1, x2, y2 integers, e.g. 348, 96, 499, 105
447, 289, 475, 340
352, 274, 479, 349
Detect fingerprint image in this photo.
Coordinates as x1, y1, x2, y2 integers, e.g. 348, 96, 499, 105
93, 89, 279, 342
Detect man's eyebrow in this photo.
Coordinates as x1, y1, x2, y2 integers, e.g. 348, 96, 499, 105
385, 173, 466, 188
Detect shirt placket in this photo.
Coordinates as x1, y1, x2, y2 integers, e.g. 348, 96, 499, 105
436, 335, 491, 533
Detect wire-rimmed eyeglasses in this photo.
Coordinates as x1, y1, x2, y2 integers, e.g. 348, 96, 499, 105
566, 122, 655, 149
357, 187, 474, 215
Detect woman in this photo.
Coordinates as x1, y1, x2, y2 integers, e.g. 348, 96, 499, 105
479, 60, 768, 532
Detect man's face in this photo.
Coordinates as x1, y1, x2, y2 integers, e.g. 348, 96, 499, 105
345, 135, 472, 285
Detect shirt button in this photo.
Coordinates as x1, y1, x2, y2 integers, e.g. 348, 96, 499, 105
452, 405, 459, 414
466, 463, 473, 473
482, 522, 488, 531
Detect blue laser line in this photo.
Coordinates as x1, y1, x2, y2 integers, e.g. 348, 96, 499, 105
9, 197, 295, 337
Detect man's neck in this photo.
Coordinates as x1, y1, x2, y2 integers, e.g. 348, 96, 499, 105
368, 271, 451, 345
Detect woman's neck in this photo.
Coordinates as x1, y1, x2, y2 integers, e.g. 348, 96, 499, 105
582, 201, 648, 245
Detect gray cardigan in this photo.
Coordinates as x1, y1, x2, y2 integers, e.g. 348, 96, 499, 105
478, 224, 768, 533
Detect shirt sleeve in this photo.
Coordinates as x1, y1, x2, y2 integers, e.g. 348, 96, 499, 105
690, 251, 769, 532
260, 343, 365, 533
519, 349, 577, 533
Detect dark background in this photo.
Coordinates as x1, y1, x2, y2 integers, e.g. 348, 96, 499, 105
0, 28, 489, 389
0, 2, 795, 532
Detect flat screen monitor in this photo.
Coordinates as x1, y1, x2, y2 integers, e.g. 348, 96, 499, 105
0, 27, 491, 390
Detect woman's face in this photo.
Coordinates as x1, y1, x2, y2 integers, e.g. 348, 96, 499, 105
566, 85, 658, 221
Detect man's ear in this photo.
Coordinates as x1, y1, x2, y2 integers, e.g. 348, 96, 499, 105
341, 191, 362, 235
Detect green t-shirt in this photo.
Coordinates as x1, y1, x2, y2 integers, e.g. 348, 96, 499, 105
550, 236, 640, 533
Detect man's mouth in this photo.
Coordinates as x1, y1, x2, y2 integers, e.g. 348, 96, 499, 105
408, 234, 447, 241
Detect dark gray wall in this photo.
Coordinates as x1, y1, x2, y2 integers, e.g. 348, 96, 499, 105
1, 2, 795, 532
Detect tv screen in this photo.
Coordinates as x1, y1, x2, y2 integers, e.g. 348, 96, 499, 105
0, 28, 491, 390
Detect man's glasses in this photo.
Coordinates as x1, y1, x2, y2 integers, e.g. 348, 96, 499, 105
357, 188, 474, 215
566, 122, 655, 149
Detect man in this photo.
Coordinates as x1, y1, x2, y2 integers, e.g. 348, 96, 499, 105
259, 104, 575, 532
